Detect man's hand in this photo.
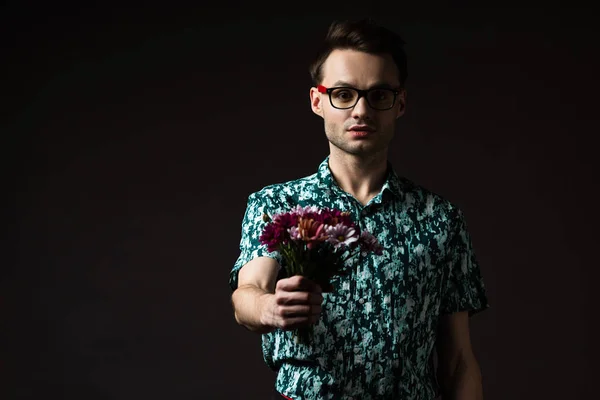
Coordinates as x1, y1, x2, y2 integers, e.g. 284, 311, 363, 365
261, 275, 323, 330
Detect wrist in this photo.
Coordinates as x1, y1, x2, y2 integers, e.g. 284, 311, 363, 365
258, 292, 275, 329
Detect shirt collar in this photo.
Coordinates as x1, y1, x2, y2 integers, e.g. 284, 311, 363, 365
316, 155, 404, 201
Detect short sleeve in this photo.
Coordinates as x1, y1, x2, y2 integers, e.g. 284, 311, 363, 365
440, 208, 490, 316
229, 191, 282, 291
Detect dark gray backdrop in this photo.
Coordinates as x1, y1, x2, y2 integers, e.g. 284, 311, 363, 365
5, 2, 598, 399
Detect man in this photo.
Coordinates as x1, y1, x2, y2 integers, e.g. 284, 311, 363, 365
229, 18, 489, 400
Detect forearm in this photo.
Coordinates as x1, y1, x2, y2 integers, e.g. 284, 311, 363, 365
440, 357, 483, 400
231, 285, 275, 334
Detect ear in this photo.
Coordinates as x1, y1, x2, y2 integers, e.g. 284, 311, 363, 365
396, 88, 407, 119
310, 87, 324, 118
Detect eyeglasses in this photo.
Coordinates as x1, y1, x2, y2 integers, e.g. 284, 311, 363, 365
317, 84, 400, 110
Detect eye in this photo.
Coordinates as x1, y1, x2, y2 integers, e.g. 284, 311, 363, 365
371, 90, 388, 100
334, 90, 354, 100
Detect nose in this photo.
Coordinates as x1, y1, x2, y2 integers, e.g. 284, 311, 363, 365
351, 95, 371, 120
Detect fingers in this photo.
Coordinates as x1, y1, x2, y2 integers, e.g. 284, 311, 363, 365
273, 276, 325, 331
275, 290, 322, 306
273, 304, 322, 330
277, 275, 322, 294
278, 304, 322, 317
277, 316, 313, 330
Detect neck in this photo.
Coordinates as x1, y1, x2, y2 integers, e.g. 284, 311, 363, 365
327, 148, 388, 206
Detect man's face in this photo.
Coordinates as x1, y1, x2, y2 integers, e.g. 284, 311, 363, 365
310, 49, 406, 158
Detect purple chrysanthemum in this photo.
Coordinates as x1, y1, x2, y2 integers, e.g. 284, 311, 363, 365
273, 212, 299, 229
292, 205, 319, 217
259, 223, 286, 253
359, 230, 383, 255
325, 224, 359, 248
288, 226, 301, 240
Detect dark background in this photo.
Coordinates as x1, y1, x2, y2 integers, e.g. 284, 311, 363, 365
5, 2, 598, 399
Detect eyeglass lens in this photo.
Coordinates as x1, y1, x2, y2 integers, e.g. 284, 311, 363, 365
330, 88, 396, 110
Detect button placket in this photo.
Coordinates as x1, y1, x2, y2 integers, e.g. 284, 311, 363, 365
350, 201, 368, 385
339, 195, 358, 381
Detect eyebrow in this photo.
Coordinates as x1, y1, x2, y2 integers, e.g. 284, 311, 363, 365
331, 80, 397, 89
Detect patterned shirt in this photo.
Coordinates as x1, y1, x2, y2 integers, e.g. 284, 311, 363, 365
229, 156, 489, 400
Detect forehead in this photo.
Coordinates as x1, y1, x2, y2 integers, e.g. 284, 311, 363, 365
321, 49, 400, 87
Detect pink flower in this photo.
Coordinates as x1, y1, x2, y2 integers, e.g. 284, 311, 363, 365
297, 217, 328, 249
293, 205, 319, 217
325, 224, 359, 248
288, 226, 301, 240
359, 231, 383, 255
322, 208, 355, 228
259, 205, 383, 270
259, 222, 287, 253
273, 212, 299, 229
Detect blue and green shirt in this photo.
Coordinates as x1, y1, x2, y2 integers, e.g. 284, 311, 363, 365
229, 156, 489, 400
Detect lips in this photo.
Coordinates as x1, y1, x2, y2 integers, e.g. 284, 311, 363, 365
350, 130, 371, 138
348, 125, 375, 138
348, 125, 375, 132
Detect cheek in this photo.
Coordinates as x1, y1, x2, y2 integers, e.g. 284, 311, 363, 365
324, 111, 349, 131
324, 120, 339, 137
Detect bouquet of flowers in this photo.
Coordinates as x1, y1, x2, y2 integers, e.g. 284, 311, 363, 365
259, 205, 383, 343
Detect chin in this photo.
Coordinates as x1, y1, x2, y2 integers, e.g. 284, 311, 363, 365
327, 134, 387, 155
341, 144, 381, 157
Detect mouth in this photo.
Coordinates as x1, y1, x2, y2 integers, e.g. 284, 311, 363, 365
349, 130, 372, 138
348, 126, 375, 138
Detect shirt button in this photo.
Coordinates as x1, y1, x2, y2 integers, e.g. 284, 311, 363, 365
359, 298, 365, 304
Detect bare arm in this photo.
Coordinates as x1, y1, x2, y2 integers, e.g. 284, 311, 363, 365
436, 311, 484, 400
231, 257, 279, 333
231, 257, 323, 334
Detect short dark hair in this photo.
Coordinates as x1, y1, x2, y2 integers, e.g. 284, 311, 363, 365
309, 18, 408, 87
